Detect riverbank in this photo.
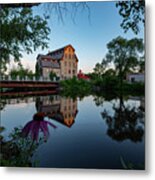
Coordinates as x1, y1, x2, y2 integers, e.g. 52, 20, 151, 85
60, 76, 145, 98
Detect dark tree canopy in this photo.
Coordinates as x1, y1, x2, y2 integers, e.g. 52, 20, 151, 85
93, 62, 105, 77
0, 3, 40, 8
105, 36, 144, 84
116, 0, 145, 34
0, 6, 50, 73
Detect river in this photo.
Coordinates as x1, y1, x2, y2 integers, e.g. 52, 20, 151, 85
0, 94, 145, 169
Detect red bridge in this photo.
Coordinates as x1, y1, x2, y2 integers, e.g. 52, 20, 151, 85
0, 80, 59, 89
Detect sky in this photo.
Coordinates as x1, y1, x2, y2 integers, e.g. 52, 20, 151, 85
9, 1, 144, 73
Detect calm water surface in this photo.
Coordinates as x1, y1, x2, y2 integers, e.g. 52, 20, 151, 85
0, 94, 145, 169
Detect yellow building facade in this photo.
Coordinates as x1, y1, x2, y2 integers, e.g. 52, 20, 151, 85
36, 45, 78, 80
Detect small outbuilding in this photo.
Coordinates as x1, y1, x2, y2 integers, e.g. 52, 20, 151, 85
126, 73, 144, 83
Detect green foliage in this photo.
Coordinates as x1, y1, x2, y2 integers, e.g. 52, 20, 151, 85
60, 77, 92, 99
81, 69, 144, 96
60, 73, 144, 98
9, 65, 35, 80
122, 81, 144, 95
0, 7, 50, 73
105, 36, 144, 84
116, 0, 145, 34
91, 74, 120, 92
139, 59, 145, 73
104, 68, 116, 76
0, 127, 43, 167
10, 69, 18, 80
93, 62, 105, 77
93, 58, 110, 77
35, 63, 41, 80
49, 71, 57, 81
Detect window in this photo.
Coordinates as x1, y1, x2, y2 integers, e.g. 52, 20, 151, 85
68, 70, 71, 74
73, 62, 76, 68
65, 54, 67, 59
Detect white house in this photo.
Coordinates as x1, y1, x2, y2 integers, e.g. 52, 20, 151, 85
126, 73, 144, 83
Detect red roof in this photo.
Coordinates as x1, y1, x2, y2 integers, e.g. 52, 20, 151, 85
77, 70, 90, 80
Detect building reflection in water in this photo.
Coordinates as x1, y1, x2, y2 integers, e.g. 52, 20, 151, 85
36, 95, 78, 127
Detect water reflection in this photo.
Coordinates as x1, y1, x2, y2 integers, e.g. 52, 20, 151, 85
0, 93, 145, 168
36, 95, 78, 127
101, 95, 145, 142
22, 112, 57, 142
0, 95, 78, 166
0, 95, 78, 128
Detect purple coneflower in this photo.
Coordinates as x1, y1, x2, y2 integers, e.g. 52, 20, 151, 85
22, 112, 57, 142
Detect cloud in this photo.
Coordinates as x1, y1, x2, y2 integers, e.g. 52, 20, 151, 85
21, 59, 35, 72
8, 58, 36, 73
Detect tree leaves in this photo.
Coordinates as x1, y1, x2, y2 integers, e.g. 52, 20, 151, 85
104, 36, 144, 79
0, 7, 50, 73
116, 0, 145, 34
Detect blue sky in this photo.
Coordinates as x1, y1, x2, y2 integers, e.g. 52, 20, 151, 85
13, 1, 144, 73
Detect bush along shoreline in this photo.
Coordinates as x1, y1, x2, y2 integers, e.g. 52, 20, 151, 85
60, 76, 144, 98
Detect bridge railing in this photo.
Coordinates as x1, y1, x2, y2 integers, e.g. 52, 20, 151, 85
0, 75, 58, 82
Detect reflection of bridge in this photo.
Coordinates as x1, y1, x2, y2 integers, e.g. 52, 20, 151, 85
0, 90, 58, 97
1, 94, 78, 128
1, 96, 36, 105
0, 80, 59, 89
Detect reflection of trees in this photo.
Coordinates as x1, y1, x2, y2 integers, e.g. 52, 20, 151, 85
93, 91, 118, 106
101, 95, 145, 142
0, 99, 6, 111
93, 95, 105, 106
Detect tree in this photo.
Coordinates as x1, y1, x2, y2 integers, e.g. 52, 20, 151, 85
49, 71, 57, 81
0, 2, 90, 74
35, 62, 41, 80
93, 58, 110, 78
0, 7, 50, 74
93, 63, 104, 77
105, 36, 144, 86
104, 68, 116, 76
10, 68, 18, 80
138, 57, 145, 73
116, 0, 145, 34
9, 65, 35, 80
